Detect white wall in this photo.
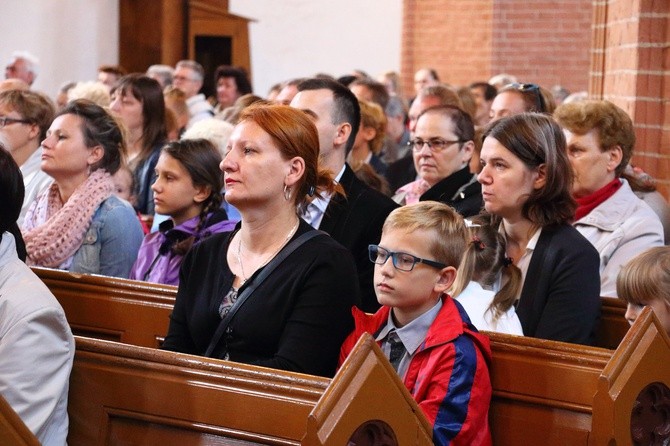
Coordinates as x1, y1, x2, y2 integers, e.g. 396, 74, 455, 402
0, 0, 119, 100
0, 0, 401, 101
224, 0, 402, 96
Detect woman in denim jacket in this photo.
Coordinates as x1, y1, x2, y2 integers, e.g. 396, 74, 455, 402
22, 100, 143, 278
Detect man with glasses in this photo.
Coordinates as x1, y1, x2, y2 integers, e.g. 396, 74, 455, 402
339, 201, 492, 446
0, 89, 55, 224
393, 105, 482, 217
172, 60, 213, 128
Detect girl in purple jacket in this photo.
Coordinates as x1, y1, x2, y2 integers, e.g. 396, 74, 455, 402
130, 139, 236, 285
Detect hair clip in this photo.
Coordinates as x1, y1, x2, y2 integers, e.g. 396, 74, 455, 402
503, 256, 514, 267
464, 219, 481, 228
472, 236, 486, 250
307, 185, 316, 197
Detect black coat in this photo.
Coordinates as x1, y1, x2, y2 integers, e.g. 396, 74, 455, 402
320, 164, 399, 312
162, 220, 361, 378
516, 223, 601, 345
419, 166, 483, 218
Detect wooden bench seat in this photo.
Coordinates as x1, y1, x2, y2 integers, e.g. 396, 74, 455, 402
487, 307, 670, 445
66, 308, 670, 445
0, 394, 39, 446
68, 333, 432, 445
33, 267, 175, 348
35, 267, 632, 351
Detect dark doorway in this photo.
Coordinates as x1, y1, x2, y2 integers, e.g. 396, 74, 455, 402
195, 35, 232, 100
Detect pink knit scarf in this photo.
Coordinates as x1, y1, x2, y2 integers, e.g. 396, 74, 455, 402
22, 169, 115, 268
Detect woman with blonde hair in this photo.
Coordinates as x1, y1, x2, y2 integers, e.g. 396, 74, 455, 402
347, 99, 388, 176
617, 246, 670, 336
162, 104, 361, 377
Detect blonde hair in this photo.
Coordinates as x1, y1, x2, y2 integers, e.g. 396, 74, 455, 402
383, 201, 468, 274
358, 99, 387, 155
68, 81, 111, 107
617, 246, 670, 307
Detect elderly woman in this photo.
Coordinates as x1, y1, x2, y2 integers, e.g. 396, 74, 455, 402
477, 113, 600, 345
22, 99, 143, 278
554, 100, 664, 297
162, 104, 361, 378
110, 74, 168, 216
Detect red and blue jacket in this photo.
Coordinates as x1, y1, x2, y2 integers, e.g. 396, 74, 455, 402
339, 296, 493, 446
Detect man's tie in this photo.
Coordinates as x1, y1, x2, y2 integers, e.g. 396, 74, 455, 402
387, 331, 405, 373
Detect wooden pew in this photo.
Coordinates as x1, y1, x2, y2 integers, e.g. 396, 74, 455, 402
36, 267, 632, 352
596, 296, 629, 349
68, 333, 432, 445
33, 267, 175, 348
0, 394, 39, 446
488, 307, 670, 445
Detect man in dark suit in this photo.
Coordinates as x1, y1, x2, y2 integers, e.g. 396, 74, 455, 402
291, 78, 398, 312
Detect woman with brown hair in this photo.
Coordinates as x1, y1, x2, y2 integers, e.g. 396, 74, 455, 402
477, 113, 600, 345
110, 74, 168, 216
21, 99, 143, 278
162, 104, 361, 377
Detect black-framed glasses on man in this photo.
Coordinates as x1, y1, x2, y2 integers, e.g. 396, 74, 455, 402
508, 82, 546, 113
368, 244, 446, 272
408, 137, 462, 153
0, 116, 31, 128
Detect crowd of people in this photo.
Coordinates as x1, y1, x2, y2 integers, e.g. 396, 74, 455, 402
2, 49, 670, 446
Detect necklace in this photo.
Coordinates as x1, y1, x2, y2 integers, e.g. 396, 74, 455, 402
236, 220, 299, 284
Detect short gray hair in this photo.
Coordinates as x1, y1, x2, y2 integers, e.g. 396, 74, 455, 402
176, 60, 205, 81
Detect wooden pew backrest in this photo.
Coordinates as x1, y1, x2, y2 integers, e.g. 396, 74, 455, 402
33, 267, 175, 348
0, 394, 39, 446
597, 296, 629, 350
487, 307, 670, 445
68, 334, 433, 446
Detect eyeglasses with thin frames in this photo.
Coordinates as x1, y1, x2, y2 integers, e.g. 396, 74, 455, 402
408, 137, 462, 153
508, 82, 546, 113
368, 244, 446, 272
0, 116, 31, 128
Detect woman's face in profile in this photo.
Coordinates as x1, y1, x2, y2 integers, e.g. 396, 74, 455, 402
41, 113, 96, 182
221, 119, 291, 208
477, 136, 543, 221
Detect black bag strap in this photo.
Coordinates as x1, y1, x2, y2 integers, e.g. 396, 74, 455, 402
204, 229, 325, 357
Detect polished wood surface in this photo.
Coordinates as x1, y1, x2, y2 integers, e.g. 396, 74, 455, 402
67, 334, 431, 445
35, 267, 631, 351
33, 267, 175, 348
488, 307, 670, 445
33, 268, 666, 444
0, 394, 39, 446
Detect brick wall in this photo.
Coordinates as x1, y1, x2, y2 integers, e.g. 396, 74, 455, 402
401, 0, 592, 94
591, 0, 670, 197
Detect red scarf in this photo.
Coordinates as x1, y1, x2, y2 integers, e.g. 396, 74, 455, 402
574, 178, 622, 221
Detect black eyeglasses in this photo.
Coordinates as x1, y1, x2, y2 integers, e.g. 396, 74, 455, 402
0, 116, 31, 128
368, 244, 446, 272
508, 83, 546, 113
408, 137, 462, 153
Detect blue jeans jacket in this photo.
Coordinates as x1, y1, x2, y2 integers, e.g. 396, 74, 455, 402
70, 195, 143, 278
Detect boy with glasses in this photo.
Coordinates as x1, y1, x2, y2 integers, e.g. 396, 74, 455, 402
339, 201, 492, 446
